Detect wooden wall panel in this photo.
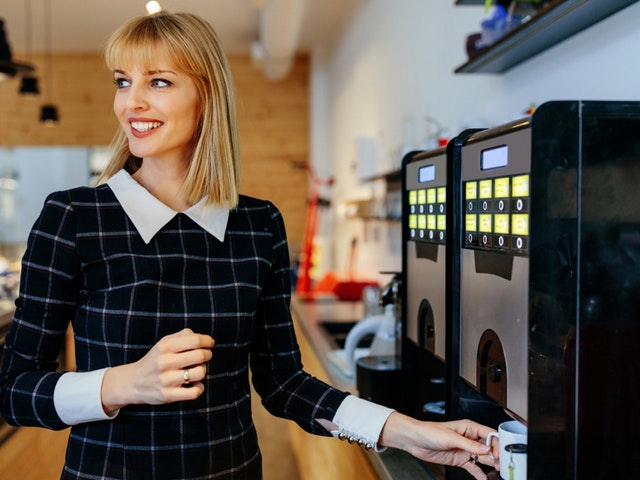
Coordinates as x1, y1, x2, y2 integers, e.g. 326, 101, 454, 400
0, 53, 310, 254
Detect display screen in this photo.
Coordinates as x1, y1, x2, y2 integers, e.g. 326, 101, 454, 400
481, 145, 508, 170
419, 165, 436, 183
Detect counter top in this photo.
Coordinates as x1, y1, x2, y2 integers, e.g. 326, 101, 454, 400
290, 294, 444, 480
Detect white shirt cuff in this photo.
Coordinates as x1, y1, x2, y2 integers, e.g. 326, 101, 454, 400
53, 368, 119, 425
328, 395, 395, 452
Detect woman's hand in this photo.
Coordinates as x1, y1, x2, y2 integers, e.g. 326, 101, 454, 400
379, 412, 499, 480
101, 328, 214, 413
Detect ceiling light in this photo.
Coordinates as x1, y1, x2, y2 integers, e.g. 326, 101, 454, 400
19, 0, 40, 96
19, 75, 39, 95
0, 18, 35, 81
40, 0, 59, 125
146, 1, 163, 15
40, 104, 59, 126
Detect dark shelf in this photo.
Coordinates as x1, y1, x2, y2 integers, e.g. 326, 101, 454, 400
455, 0, 639, 73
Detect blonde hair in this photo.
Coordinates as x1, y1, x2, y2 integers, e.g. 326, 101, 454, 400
97, 11, 240, 207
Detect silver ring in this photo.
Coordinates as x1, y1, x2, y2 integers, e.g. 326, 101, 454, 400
183, 368, 190, 384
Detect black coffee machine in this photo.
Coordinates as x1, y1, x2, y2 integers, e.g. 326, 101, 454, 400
400, 131, 481, 423
449, 101, 640, 479
401, 147, 449, 422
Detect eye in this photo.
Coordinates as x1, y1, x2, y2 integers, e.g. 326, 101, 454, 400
114, 77, 131, 89
151, 78, 173, 88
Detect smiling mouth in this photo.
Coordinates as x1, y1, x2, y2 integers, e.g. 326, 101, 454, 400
131, 121, 163, 133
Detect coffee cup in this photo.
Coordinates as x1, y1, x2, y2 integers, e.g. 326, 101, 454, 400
486, 420, 527, 480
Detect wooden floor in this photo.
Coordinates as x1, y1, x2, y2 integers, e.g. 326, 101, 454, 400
0, 392, 301, 480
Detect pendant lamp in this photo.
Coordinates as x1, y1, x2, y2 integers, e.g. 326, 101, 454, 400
0, 18, 35, 81
40, 0, 59, 125
19, 0, 40, 96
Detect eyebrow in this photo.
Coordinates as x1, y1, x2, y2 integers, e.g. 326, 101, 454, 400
113, 69, 178, 76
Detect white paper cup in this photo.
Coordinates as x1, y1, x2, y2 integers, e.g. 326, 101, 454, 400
486, 420, 527, 480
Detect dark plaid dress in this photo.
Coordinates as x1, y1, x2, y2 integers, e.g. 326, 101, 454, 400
0, 184, 347, 479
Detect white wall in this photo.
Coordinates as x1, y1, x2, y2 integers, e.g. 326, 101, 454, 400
310, 0, 640, 282
0, 147, 90, 245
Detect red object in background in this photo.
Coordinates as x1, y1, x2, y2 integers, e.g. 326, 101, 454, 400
295, 167, 379, 301
301, 234, 379, 301
295, 164, 334, 294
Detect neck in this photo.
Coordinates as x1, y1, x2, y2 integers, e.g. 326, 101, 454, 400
133, 161, 191, 212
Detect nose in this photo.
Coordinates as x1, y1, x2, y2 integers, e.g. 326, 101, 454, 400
124, 83, 149, 111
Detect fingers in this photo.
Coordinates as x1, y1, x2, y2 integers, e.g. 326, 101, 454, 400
150, 329, 214, 398
156, 328, 214, 371
160, 328, 215, 353
448, 420, 496, 455
180, 364, 207, 386
461, 458, 489, 480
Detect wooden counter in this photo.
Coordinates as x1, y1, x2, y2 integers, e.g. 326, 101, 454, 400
290, 295, 440, 480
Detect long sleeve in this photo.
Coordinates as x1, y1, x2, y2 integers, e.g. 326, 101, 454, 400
249, 202, 349, 435
0, 191, 79, 429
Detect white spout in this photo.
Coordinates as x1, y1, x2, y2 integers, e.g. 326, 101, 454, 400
343, 315, 383, 378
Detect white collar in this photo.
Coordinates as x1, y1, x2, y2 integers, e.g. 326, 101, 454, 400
106, 169, 229, 244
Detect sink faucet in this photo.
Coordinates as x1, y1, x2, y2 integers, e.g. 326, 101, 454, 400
379, 272, 402, 306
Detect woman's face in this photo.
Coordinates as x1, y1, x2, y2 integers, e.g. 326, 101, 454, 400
112, 47, 200, 165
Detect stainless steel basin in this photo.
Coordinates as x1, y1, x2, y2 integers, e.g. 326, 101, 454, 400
317, 320, 373, 349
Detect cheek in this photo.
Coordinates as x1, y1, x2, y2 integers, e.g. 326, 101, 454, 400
113, 96, 126, 121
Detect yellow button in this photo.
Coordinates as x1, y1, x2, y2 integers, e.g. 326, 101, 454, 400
466, 181, 477, 200
437, 186, 446, 203
418, 215, 427, 229
494, 214, 509, 234
427, 215, 437, 230
409, 190, 418, 205
437, 215, 446, 231
512, 175, 530, 197
512, 213, 529, 236
479, 214, 492, 233
479, 179, 493, 199
427, 188, 437, 204
494, 177, 510, 198
465, 214, 477, 232
409, 214, 417, 229
418, 189, 427, 204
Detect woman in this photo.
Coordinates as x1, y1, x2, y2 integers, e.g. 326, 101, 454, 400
0, 11, 497, 480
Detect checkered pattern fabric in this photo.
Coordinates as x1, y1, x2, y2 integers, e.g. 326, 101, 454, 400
0, 185, 348, 479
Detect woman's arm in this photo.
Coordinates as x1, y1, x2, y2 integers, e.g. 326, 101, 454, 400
0, 191, 80, 429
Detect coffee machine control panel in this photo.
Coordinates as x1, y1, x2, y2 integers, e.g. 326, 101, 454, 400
464, 146, 530, 256
407, 163, 447, 244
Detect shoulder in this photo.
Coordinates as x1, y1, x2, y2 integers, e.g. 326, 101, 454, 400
230, 195, 286, 236
42, 184, 116, 211
234, 195, 283, 221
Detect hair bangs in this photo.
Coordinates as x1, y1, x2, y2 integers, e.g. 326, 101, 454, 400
105, 14, 196, 77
